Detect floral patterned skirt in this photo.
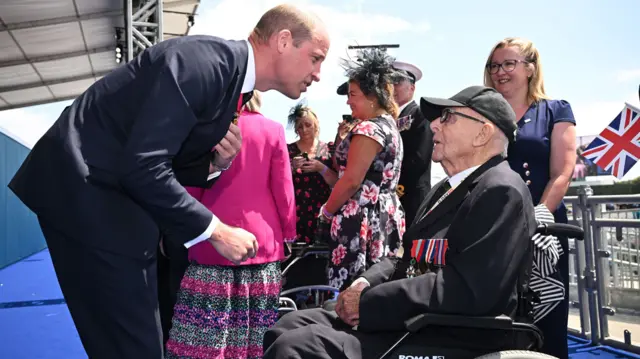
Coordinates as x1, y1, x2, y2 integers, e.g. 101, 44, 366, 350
165, 261, 281, 359
327, 193, 405, 291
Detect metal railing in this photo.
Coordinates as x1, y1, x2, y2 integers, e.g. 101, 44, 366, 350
564, 185, 640, 351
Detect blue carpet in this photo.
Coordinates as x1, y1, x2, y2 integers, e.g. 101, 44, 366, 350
569, 334, 594, 353
0, 249, 62, 303
0, 249, 86, 359
1, 249, 638, 359
571, 346, 640, 359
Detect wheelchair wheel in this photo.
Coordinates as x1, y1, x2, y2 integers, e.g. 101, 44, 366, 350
475, 350, 558, 359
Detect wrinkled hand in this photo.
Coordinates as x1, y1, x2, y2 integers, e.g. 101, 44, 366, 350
335, 281, 368, 326
212, 123, 242, 170
208, 222, 258, 265
300, 159, 325, 173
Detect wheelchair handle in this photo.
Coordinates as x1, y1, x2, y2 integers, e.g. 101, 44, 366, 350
290, 244, 330, 257
280, 285, 340, 297
535, 223, 584, 240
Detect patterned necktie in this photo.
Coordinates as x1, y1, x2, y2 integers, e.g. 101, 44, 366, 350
232, 92, 253, 125
417, 180, 452, 222
241, 91, 253, 106
442, 180, 452, 192
431, 180, 451, 203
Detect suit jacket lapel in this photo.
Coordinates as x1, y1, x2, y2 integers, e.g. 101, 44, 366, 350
399, 100, 417, 119
223, 40, 251, 127
408, 182, 468, 236
407, 155, 505, 236
411, 178, 446, 227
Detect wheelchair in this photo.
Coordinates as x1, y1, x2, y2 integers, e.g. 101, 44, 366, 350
278, 223, 584, 359
375, 222, 585, 359
278, 242, 340, 316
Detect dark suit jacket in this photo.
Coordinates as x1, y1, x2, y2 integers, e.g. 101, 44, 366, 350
8, 35, 250, 259
397, 100, 433, 225
357, 156, 536, 332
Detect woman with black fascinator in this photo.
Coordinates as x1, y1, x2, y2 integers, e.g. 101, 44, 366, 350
282, 101, 339, 304
286, 101, 338, 245
318, 48, 407, 291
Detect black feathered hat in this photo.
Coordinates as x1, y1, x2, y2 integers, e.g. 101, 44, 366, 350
339, 48, 409, 103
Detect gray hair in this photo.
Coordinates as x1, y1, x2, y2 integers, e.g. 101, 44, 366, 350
496, 130, 509, 157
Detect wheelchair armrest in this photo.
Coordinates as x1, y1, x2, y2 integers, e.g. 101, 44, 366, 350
536, 223, 584, 240
404, 313, 514, 333
303, 244, 329, 254
290, 243, 330, 257
280, 285, 340, 297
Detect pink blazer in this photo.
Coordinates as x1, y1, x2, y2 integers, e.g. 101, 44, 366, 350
186, 110, 296, 266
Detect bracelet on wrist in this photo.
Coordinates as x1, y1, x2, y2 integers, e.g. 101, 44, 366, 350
321, 204, 334, 220
320, 165, 328, 175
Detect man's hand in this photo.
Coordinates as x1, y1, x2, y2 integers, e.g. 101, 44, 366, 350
335, 280, 368, 326
208, 222, 258, 265
212, 123, 242, 171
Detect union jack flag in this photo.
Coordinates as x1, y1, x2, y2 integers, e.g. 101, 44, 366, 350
582, 103, 640, 179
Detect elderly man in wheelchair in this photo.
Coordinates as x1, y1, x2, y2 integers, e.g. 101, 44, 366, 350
264, 86, 581, 359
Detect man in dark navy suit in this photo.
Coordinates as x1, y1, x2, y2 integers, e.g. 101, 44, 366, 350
392, 61, 434, 225
8, 4, 330, 358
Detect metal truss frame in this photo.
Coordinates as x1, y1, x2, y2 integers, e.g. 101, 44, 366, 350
119, 0, 164, 63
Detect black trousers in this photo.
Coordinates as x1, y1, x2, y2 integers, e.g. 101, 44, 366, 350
263, 308, 398, 359
157, 238, 189, 345
39, 218, 163, 359
536, 235, 570, 359
263, 309, 515, 359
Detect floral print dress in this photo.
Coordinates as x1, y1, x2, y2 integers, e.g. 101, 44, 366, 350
328, 114, 406, 291
288, 141, 334, 244
282, 141, 334, 295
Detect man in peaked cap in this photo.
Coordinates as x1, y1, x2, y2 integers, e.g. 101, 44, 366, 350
391, 60, 434, 225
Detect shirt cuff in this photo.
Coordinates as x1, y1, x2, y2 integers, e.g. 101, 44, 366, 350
183, 215, 220, 249
207, 171, 221, 181
350, 277, 371, 288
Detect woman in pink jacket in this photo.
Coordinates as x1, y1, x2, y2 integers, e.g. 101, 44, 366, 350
166, 91, 296, 359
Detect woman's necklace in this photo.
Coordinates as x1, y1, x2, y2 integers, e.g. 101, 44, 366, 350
297, 138, 318, 157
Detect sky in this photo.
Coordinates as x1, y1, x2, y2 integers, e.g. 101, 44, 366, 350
1, 0, 639, 181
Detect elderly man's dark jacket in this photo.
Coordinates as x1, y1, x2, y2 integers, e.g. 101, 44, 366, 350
357, 155, 536, 332
397, 100, 433, 225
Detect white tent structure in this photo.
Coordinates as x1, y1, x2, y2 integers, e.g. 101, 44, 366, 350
0, 0, 200, 111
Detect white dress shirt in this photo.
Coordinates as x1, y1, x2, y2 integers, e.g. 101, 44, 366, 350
184, 40, 256, 249
447, 165, 480, 188
398, 99, 412, 116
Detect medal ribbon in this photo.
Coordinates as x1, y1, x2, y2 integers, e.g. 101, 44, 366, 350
410, 238, 449, 267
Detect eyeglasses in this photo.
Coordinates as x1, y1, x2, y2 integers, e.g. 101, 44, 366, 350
485, 59, 530, 74
440, 108, 485, 124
